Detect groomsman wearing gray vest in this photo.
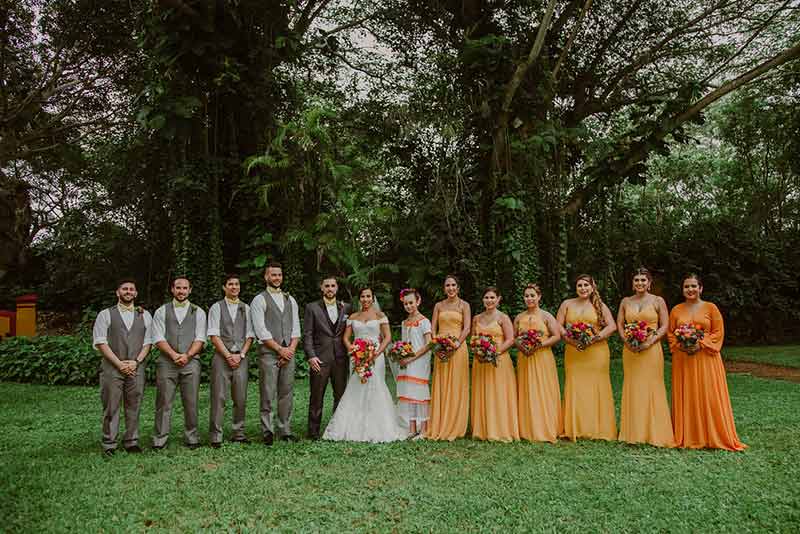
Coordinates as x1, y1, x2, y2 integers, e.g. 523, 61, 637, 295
207, 274, 254, 447
92, 279, 153, 455
151, 276, 207, 449
251, 262, 301, 445
303, 274, 351, 440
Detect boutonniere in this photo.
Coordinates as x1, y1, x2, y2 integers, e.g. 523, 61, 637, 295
135, 306, 144, 315
190, 303, 198, 311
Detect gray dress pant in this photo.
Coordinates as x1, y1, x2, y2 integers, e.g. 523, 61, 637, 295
153, 355, 200, 446
100, 359, 145, 451
208, 353, 248, 443
258, 348, 295, 437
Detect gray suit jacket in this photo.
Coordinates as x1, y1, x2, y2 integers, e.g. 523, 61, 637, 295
303, 300, 351, 363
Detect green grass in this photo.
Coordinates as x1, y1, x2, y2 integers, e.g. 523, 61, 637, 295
724, 344, 800, 368
1, 360, 799, 532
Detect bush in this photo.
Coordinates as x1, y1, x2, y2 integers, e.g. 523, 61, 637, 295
0, 336, 308, 386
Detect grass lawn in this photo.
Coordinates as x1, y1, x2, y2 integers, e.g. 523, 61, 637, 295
724, 345, 800, 368
1, 360, 799, 532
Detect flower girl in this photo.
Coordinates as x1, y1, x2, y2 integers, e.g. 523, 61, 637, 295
397, 288, 432, 439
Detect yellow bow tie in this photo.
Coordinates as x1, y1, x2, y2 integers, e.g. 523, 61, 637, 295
225, 298, 240, 305
323, 298, 337, 306
267, 287, 282, 294
118, 303, 134, 313
173, 299, 189, 308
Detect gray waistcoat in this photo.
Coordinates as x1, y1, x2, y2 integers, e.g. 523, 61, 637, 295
261, 291, 293, 346
164, 302, 198, 353
107, 306, 146, 360
218, 299, 247, 353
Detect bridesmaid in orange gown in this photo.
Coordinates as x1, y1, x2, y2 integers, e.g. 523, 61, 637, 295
556, 274, 618, 441
514, 283, 563, 443
668, 273, 746, 451
616, 268, 675, 447
426, 275, 471, 440
471, 287, 519, 442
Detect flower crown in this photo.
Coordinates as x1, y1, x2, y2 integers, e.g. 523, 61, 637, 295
399, 288, 416, 301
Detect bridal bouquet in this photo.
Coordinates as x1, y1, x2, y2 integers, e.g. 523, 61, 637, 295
564, 322, 598, 350
387, 341, 415, 368
470, 334, 499, 366
674, 323, 705, 353
429, 335, 459, 362
349, 338, 377, 383
623, 321, 654, 350
516, 329, 544, 356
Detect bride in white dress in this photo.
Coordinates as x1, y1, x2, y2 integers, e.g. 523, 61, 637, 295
323, 287, 408, 442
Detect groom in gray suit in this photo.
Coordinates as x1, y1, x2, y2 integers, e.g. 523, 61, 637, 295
303, 275, 351, 440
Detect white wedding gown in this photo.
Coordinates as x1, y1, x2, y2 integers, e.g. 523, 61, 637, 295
323, 317, 409, 442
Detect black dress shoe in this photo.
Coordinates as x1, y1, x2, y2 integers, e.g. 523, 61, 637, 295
103, 448, 116, 456
186, 442, 200, 450
209, 442, 221, 449
151, 444, 165, 451
307, 434, 320, 441
281, 434, 299, 443
263, 432, 274, 446
125, 445, 143, 453
230, 437, 251, 444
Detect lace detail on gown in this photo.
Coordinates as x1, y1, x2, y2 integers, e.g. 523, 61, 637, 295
323, 317, 408, 442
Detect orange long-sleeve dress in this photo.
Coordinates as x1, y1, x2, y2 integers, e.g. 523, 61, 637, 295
668, 301, 746, 451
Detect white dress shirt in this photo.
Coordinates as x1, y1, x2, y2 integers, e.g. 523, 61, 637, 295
207, 300, 255, 339
325, 301, 339, 324
92, 305, 154, 348
250, 290, 301, 343
151, 301, 207, 345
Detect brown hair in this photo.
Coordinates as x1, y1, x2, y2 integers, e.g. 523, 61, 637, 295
444, 274, 460, 287
523, 283, 542, 297
633, 267, 652, 282
265, 261, 282, 272
400, 288, 421, 301
358, 287, 374, 299
117, 278, 137, 289
483, 286, 501, 298
682, 272, 703, 287
171, 276, 192, 288
575, 274, 606, 328
222, 273, 240, 285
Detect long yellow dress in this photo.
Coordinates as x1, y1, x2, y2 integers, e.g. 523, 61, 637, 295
668, 302, 746, 451
471, 320, 519, 442
517, 312, 563, 442
561, 307, 616, 441
618, 303, 675, 447
426, 308, 469, 440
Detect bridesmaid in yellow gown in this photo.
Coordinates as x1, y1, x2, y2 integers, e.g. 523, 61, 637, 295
616, 268, 675, 447
556, 274, 618, 441
471, 287, 519, 442
426, 275, 471, 440
514, 283, 563, 443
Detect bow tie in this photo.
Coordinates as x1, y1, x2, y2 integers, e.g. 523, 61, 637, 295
173, 300, 189, 308
267, 287, 282, 294
118, 303, 134, 312
225, 298, 240, 305
323, 298, 337, 306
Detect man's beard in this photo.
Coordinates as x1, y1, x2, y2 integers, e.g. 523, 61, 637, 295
119, 295, 135, 305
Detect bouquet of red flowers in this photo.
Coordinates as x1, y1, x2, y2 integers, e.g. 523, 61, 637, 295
623, 321, 654, 350
564, 322, 598, 350
674, 323, 705, 353
429, 335, 459, 362
516, 329, 544, 356
470, 334, 499, 366
387, 341, 415, 368
349, 338, 377, 383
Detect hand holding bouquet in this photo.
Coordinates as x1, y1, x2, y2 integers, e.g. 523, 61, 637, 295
564, 322, 598, 351
470, 334, 499, 366
429, 335, 459, 362
387, 341, 415, 368
624, 321, 655, 351
349, 338, 377, 383
516, 329, 544, 356
674, 323, 705, 354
